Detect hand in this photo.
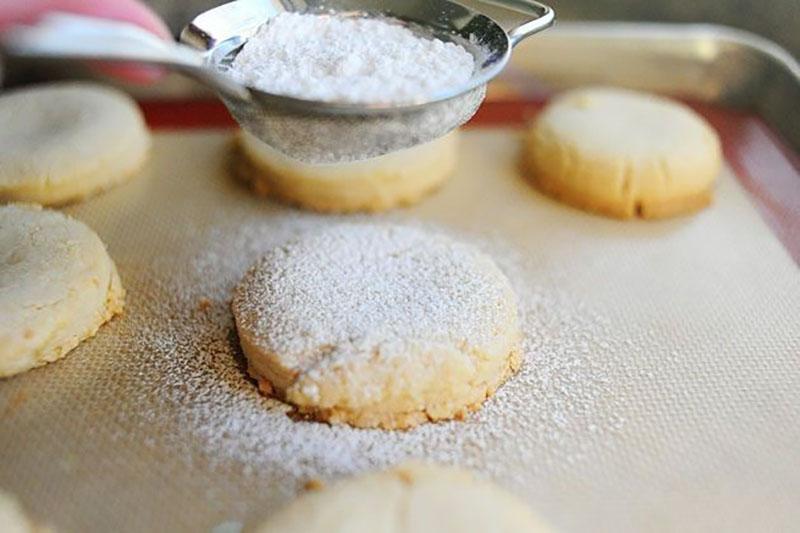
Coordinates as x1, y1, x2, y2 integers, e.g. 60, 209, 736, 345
0, 0, 172, 83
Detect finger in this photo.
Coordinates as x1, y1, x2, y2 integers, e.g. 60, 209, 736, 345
0, 0, 172, 83
0, 0, 171, 38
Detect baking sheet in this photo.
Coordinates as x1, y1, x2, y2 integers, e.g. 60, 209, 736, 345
1, 125, 798, 533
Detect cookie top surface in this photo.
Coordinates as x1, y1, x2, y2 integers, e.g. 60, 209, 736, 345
534, 87, 719, 161
257, 462, 552, 533
0, 204, 119, 376
233, 224, 516, 369
0, 82, 147, 189
0, 204, 106, 320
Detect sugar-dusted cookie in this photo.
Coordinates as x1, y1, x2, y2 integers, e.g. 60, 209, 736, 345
232, 224, 520, 429
233, 130, 459, 213
0, 82, 150, 206
0, 204, 124, 378
524, 87, 722, 219
256, 463, 553, 533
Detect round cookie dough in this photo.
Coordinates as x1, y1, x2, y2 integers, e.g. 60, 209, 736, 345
0, 204, 125, 378
0, 82, 150, 206
233, 130, 459, 213
232, 224, 520, 429
524, 87, 722, 219
256, 463, 553, 533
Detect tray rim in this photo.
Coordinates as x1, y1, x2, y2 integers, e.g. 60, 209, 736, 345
511, 21, 800, 152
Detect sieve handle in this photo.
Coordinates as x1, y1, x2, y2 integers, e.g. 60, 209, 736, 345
479, 0, 556, 46
1, 12, 249, 100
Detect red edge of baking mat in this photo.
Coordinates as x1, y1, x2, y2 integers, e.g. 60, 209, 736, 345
138, 99, 800, 266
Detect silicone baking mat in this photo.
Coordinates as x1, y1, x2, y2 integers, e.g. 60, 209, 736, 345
1, 97, 798, 533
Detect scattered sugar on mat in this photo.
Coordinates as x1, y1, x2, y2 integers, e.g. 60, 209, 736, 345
86, 213, 626, 516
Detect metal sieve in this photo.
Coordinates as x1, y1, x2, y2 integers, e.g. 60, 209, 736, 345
2, 0, 554, 162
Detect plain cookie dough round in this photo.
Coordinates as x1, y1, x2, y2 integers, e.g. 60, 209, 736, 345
524, 87, 722, 219
0, 82, 150, 206
0, 204, 124, 378
233, 130, 459, 213
232, 224, 520, 429
256, 463, 553, 533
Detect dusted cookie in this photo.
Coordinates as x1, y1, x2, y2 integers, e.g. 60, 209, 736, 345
0, 82, 150, 206
0, 204, 124, 378
524, 87, 722, 219
232, 224, 520, 429
256, 463, 553, 533
233, 130, 459, 213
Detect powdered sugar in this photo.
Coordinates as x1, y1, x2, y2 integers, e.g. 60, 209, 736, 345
107, 213, 625, 498
232, 224, 516, 382
229, 13, 475, 105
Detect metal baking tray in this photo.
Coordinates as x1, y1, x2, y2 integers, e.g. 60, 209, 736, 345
1, 21, 798, 533
509, 22, 800, 152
